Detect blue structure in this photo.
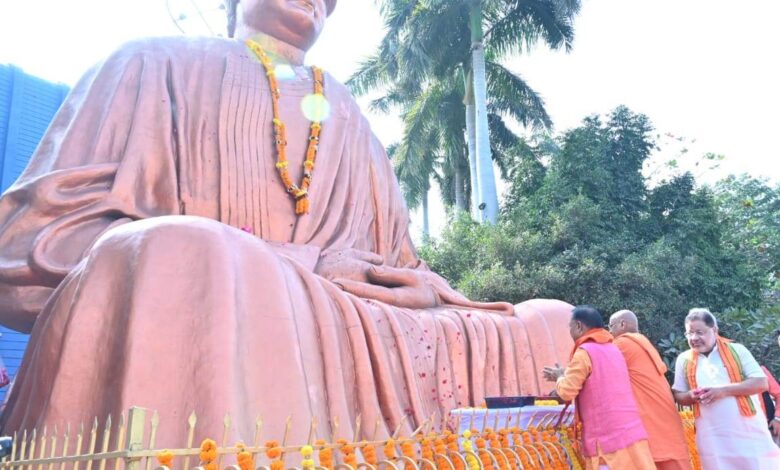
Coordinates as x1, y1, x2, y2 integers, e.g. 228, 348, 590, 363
0, 64, 69, 403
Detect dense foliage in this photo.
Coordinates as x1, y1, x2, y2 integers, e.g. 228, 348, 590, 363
419, 107, 780, 374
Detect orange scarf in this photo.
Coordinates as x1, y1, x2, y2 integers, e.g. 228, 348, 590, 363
621, 332, 667, 375
684, 336, 756, 418
570, 328, 614, 359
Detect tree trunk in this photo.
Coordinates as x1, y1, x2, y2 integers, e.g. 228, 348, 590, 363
422, 187, 430, 241
469, 1, 499, 224
463, 69, 479, 219
454, 165, 465, 212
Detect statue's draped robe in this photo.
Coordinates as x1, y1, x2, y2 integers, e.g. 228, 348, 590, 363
0, 38, 572, 445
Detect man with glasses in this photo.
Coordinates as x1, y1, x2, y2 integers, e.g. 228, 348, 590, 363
672, 308, 780, 468
609, 310, 691, 470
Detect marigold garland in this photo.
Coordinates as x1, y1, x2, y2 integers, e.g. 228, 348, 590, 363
460, 431, 481, 470
559, 429, 583, 470
300, 444, 315, 469
421, 437, 435, 462
475, 433, 493, 470
265, 439, 284, 470
336, 438, 358, 468
433, 435, 450, 470
199, 439, 218, 470
383, 438, 397, 460
359, 440, 378, 466
680, 410, 702, 470
444, 431, 465, 470
401, 439, 417, 470
245, 39, 324, 216
156, 450, 174, 469
315, 439, 334, 470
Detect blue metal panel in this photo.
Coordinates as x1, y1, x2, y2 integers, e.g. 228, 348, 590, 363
0, 65, 69, 403
0, 66, 13, 186
1, 67, 69, 190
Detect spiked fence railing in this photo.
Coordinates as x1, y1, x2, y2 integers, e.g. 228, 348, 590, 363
0, 406, 587, 470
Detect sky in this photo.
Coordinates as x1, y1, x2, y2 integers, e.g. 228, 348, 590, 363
1, 0, 778, 238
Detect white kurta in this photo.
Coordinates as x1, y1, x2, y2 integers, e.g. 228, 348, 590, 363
673, 343, 780, 469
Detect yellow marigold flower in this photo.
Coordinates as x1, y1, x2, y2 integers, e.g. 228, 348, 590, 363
156, 450, 174, 469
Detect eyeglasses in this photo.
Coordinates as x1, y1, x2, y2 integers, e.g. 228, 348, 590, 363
684, 329, 712, 339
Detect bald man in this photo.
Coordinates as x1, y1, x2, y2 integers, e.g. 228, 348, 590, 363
609, 310, 692, 470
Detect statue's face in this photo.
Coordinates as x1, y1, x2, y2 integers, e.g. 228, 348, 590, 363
240, 0, 327, 51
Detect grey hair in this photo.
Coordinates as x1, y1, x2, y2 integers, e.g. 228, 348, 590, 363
685, 308, 718, 328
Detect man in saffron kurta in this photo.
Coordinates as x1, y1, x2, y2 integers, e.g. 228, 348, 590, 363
544, 306, 655, 470
609, 310, 691, 470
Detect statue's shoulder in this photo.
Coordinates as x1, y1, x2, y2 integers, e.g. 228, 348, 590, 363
105, 36, 237, 66
319, 71, 361, 111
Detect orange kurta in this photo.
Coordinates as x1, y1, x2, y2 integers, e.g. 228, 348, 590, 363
615, 333, 691, 469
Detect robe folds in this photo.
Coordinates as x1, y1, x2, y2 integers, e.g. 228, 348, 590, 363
0, 37, 573, 446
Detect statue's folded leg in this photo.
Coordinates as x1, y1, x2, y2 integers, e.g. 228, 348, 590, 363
2, 216, 362, 446
1, 215, 574, 448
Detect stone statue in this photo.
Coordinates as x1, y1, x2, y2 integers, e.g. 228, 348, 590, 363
0, 0, 573, 445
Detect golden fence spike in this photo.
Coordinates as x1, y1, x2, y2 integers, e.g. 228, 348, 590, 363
391, 416, 407, 440
183, 411, 198, 470
85, 417, 99, 470
73, 422, 85, 470
60, 423, 71, 470
145, 411, 160, 470
20, 429, 28, 464
307, 417, 317, 445
331, 416, 339, 442
114, 414, 127, 470
253, 416, 263, 448
47, 425, 58, 470
98, 415, 113, 470
352, 414, 361, 442
526, 412, 537, 429
216, 413, 231, 470
410, 416, 427, 437
371, 419, 380, 442
11, 430, 18, 463
77, 421, 84, 442
37, 426, 49, 470
222, 413, 232, 446
282, 415, 293, 447
28, 428, 38, 470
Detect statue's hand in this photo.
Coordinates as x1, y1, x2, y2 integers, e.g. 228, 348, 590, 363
332, 265, 440, 309
315, 248, 384, 283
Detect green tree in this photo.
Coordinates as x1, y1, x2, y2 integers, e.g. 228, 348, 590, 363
348, 0, 579, 222
420, 107, 774, 368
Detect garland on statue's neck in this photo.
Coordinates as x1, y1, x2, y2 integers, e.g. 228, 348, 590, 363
245, 38, 324, 215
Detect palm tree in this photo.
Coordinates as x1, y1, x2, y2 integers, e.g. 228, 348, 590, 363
348, 0, 579, 223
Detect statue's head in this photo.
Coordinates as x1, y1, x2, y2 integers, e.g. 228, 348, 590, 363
226, 0, 336, 51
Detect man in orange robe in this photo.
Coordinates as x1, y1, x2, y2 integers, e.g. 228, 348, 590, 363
609, 310, 692, 470
544, 306, 655, 470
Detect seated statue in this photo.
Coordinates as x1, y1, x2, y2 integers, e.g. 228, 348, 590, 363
0, 0, 573, 445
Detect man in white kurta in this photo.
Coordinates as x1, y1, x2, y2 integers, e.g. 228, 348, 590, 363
674, 341, 780, 468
